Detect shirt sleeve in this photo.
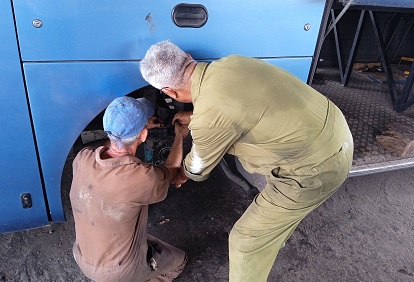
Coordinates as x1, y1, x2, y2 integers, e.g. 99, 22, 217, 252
184, 127, 240, 181
131, 164, 170, 204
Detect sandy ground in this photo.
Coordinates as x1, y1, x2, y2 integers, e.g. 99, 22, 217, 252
1, 152, 414, 282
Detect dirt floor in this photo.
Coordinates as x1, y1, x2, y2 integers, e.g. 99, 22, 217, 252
0, 153, 414, 282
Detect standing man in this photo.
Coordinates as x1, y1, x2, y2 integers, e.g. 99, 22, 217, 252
70, 96, 188, 282
140, 41, 354, 281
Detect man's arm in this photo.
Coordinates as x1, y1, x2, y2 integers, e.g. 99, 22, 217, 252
183, 127, 240, 182
164, 122, 189, 187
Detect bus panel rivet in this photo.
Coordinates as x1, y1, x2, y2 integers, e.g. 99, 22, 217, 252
32, 19, 43, 28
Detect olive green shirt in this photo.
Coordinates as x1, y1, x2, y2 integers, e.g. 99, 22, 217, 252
184, 55, 353, 183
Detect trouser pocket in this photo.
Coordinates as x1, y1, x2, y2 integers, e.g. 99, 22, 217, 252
147, 242, 160, 271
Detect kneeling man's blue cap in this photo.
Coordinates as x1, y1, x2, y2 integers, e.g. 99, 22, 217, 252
103, 96, 154, 140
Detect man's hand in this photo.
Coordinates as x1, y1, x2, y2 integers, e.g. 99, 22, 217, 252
174, 121, 189, 138
172, 111, 192, 125
147, 116, 163, 129
172, 166, 188, 188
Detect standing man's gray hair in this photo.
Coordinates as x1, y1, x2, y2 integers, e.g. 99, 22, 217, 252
140, 40, 194, 89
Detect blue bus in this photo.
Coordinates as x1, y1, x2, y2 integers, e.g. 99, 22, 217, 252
2, 0, 414, 233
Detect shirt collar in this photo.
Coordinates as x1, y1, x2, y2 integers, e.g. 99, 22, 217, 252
95, 146, 142, 168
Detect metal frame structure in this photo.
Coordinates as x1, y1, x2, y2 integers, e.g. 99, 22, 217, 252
309, 0, 414, 112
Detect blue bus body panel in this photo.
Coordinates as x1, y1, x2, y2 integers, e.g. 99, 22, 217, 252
14, 0, 325, 61
0, 1, 48, 233
23, 62, 148, 221
265, 58, 313, 83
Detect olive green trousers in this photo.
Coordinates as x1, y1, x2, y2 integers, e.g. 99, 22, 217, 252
228, 103, 353, 281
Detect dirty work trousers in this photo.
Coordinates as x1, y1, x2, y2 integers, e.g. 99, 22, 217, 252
73, 235, 187, 282
228, 101, 354, 282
